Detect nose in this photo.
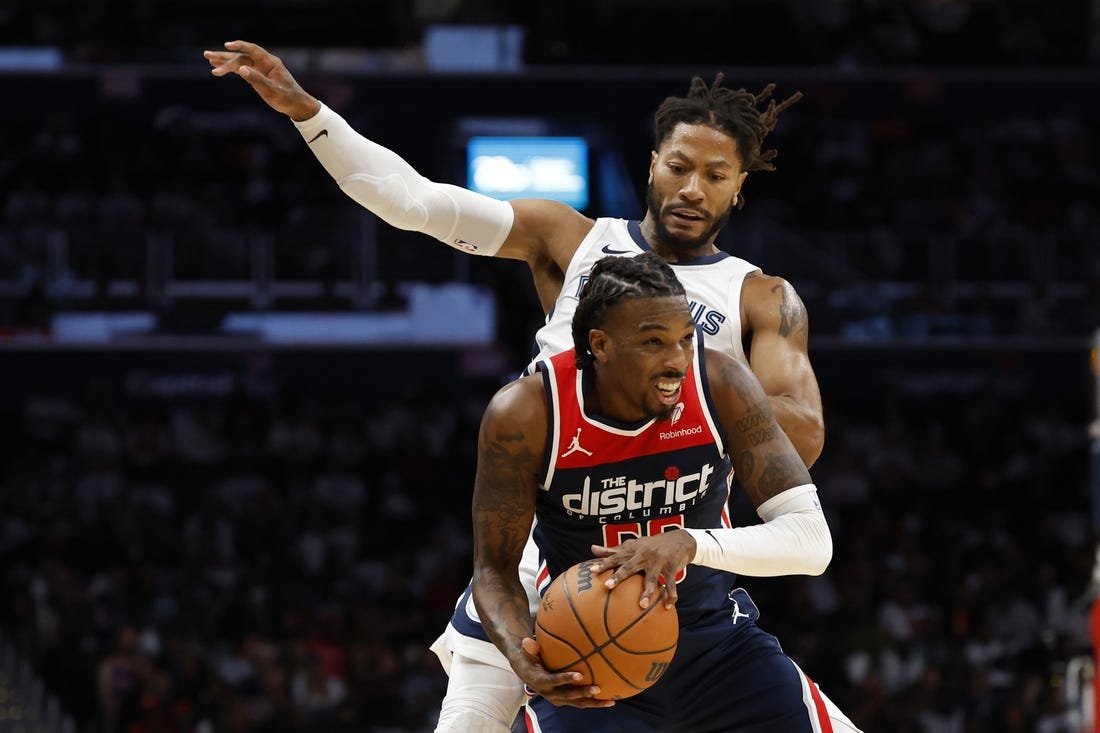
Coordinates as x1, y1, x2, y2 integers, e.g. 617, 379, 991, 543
663, 341, 691, 372
679, 173, 704, 203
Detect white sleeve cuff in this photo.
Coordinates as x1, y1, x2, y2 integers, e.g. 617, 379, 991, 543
684, 484, 832, 577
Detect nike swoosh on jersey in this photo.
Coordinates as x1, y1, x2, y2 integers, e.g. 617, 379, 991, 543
307, 130, 329, 144
600, 244, 633, 255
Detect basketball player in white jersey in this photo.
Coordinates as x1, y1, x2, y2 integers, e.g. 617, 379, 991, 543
205, 40, 827, 732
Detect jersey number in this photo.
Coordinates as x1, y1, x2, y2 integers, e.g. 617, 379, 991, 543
602, 516, 687, 583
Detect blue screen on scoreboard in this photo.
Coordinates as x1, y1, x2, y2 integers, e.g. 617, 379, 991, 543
467, 136, 589, 210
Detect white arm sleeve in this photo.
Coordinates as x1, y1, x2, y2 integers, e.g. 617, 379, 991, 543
293, 103, 514, 256
683, 484, 832, 577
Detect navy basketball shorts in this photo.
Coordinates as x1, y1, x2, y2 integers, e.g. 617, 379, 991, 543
523, 589, 843, 733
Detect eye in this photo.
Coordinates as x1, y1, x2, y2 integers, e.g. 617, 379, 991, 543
710, 173, 726, 182
667, 163, 685, 174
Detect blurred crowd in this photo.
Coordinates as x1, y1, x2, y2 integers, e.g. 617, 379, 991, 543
0, 0, 1095, 68
0, 352, 1093, 732
0, 72, 1097, 353
1, 380, 480, 732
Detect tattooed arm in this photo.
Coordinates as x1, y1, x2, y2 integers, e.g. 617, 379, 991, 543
470, 375, 611, 708
687, 347, 832, 575
708, 347, 813, 507
592, 348, 830, 598
741, 274, 824, 467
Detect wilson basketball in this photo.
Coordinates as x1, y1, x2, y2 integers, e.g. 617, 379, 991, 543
535, 559, 678, 700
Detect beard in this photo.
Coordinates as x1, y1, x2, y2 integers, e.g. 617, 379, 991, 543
644, 401, 677, 421
645, 182, 732, 253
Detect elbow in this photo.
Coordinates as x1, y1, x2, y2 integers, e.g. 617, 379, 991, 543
802, 415, 826, 468
806, 528, 833, 576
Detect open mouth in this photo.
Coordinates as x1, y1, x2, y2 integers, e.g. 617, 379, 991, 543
655, 379, 683, 405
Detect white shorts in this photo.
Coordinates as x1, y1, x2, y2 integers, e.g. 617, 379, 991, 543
431, 531, 544, 673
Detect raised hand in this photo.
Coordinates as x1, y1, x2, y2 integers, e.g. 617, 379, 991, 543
203, 40, 321, 121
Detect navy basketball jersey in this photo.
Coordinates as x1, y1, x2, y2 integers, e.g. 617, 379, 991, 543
533, 344, 738, 626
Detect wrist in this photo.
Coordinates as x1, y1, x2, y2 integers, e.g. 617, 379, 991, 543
505, 636, 535, 671
289, 96, 322, 122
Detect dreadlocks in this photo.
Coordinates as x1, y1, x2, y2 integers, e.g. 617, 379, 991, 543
571, 252, 687, 370
653, 75, 801, 208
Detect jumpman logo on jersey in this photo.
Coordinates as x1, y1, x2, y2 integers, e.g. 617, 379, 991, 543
730, 599, 750, 625
560, 428, 593, 458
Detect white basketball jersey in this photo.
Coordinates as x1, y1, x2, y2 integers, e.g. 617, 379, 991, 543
524, 218, 761, 375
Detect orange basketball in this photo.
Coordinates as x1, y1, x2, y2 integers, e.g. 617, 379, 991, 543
534, 559, 678, 700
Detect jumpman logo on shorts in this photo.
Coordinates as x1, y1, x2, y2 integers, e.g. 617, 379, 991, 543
561, 428, 593, 457
731, 599, 750, 625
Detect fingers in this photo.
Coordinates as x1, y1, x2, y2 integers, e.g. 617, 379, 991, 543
588, 545, 621, 575
638, 574, 663, 609
661, 577, 679, 609
554, 685, 615, 708
521, 636, 614, 709
223, 40, 276, 70
223, 40, 263, 56
203, 41, 272, 77
539, 676, 615, 708
600, 564, 678, 609
203, 52, 242, 76
203, 55, 274, 90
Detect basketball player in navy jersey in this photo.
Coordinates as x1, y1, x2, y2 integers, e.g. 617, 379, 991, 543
471, 253, 858, 731
205, 41, 827, 732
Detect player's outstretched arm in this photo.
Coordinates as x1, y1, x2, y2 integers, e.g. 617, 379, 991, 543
742, 274, 825, 467
470, 378, 612, 709
205, 41, 593, 275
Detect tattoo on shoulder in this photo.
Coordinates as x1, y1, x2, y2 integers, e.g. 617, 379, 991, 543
771, 283, 808, 338
482, 428, 537, 487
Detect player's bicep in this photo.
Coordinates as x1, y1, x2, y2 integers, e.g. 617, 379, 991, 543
749, 327, 820, 405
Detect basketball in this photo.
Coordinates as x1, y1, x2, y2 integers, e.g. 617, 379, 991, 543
535, 559, 679, 700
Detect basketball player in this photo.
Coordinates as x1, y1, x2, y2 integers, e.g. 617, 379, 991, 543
471, 253, 859, 731
204, 41, 826, 731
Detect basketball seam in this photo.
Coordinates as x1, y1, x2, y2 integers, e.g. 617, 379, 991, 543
534, 619, 593, 675
595, 584, 675, 691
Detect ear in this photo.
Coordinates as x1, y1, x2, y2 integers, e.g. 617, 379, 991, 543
648, 150, 658, 184
732, 171, 748, 207
588, 329, 611, 363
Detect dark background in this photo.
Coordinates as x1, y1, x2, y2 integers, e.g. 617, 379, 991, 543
0, 2, 1098, 732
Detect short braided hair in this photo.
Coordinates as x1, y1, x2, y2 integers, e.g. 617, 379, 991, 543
654, 75, 801, 208
571, 253, 687, 370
